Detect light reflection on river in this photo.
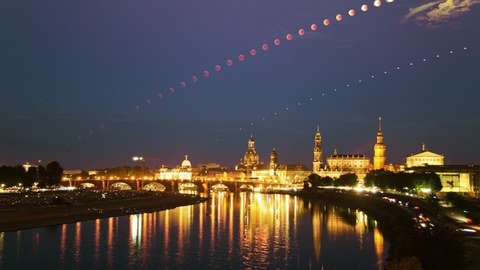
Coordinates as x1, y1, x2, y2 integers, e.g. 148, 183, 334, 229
0, 193, 388, 269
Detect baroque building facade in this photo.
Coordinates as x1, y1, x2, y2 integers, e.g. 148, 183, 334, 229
313, 118, 385, 179
155, 155, 193, 181
405, 144, 445, 168
326, 150, 370, 175
238, 137, 310, 185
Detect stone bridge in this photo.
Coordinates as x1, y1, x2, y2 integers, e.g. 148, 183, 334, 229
61, 178, 290, 192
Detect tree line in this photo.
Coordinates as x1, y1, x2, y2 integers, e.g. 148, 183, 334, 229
306, 169, 442, 193
306, 173, 358, 188
0, 161, 64, 188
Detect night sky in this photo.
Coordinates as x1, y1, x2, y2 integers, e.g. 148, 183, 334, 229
1, 0, 479, 170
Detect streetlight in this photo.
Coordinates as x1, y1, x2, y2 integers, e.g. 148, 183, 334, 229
132, 156, 144, 162
132, 156, 147, 178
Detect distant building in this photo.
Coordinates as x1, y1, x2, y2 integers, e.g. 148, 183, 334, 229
327, 150, 371, 175
156, 155, 193, 181
197, 163, 223, 171
196, 163, 227, 181
243, 135, 259, 173
409, 165, 480, 193
373, 117, 386, 170
312, 126, 323, 173
312, 125, 371, 179
238, 137, 310, 185
405, 144, 444, 168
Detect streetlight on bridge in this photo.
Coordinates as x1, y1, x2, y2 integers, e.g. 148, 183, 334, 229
132, 156, 147, 178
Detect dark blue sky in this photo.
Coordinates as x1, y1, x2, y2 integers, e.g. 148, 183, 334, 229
1, 0, 479, 170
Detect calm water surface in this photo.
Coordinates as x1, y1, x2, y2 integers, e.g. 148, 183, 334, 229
0, 193, 388, 269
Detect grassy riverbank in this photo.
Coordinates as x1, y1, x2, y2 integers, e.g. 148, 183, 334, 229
0, 190, 207, 232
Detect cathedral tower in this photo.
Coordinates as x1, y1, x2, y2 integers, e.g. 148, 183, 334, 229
373, 117, 386, 170
313, 126, 323, 173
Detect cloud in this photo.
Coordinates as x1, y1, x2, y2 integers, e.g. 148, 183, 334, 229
403, 0, 480, 28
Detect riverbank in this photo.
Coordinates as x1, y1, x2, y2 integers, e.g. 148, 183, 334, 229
0, 190, 207, 232
295, 188, 480, 270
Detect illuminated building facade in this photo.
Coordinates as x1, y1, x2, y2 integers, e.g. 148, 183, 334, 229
156, 155, 193, 180
317, 149, 370, 179
326, 151, 371, 174
313, 126, 371, 179
239, 137, 310, 184
373, 117, 386, 170
243, 135, 259, 172
405, 144, 444, 168
409, 165, 480, 193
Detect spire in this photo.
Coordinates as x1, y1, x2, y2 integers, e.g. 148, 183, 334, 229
317, 125, 320, 133
422, 143, 426, 151
373, 116, 386, 170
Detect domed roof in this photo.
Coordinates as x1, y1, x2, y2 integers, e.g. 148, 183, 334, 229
244, 149, 259, 167
181, 155, 191, 168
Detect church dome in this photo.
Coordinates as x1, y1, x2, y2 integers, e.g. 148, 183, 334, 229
244, 135, 259, 167
181, 155, 191, 168
244, 149, 259, 167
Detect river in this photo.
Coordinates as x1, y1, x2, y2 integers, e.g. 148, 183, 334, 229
0, 192, 388, 269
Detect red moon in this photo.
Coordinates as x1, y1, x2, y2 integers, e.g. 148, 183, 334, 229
298, 29, 305, 36
348, 9, 355, 16
202, 71, 209, 77
286, 34, 293, 40
215, 65, 221, 72
238, 54, 245, 61
226, 59, 233, 66
180, 82, 186, 88
274, 39, 281, 46
336, 14, 343, 21
250, 49, 256, 56
262, 44, 269, 51
361, 4, 368, 11
323, 19, 330, 26
192, 76, 198, 82
311, 24, 317, 31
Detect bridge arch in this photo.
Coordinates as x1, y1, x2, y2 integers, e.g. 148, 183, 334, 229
179, 182, 198, 191
110, 182, 133, 190
239, 184, 254, 192
142, 182, 166, 192
211, 183, 230, 192
80, 182, 97, 189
